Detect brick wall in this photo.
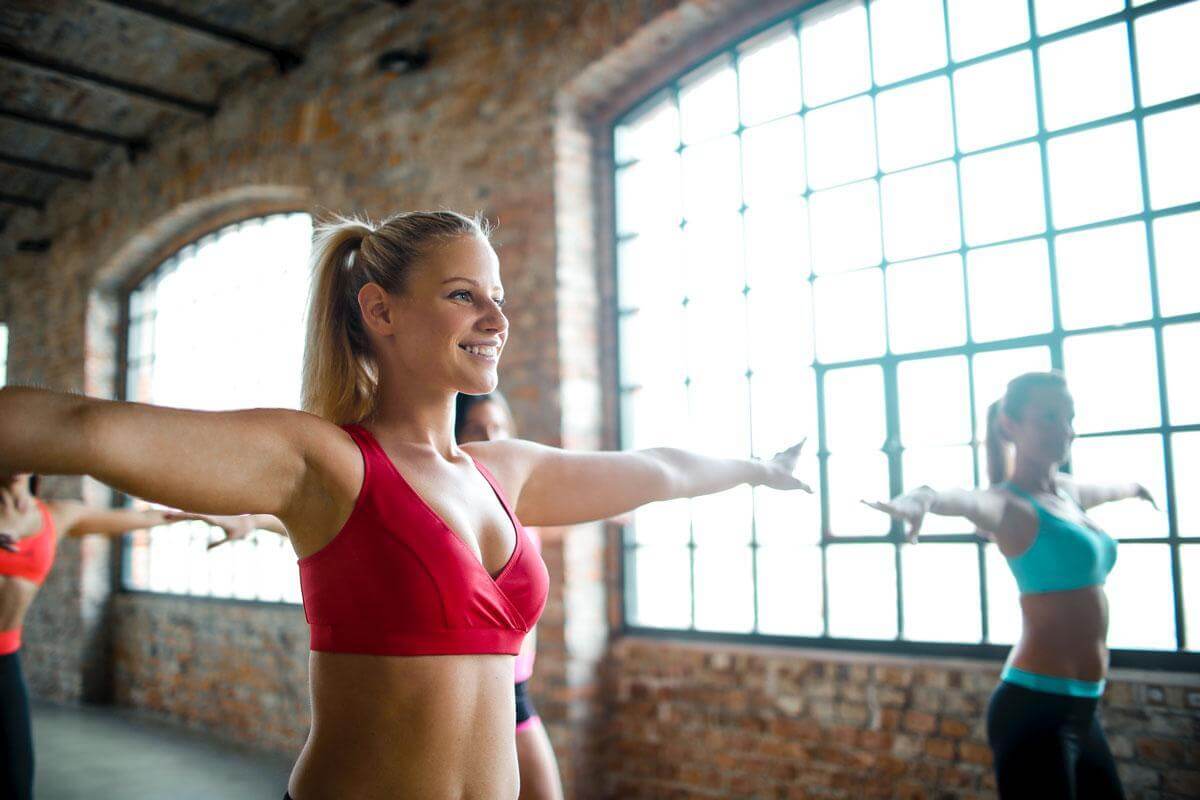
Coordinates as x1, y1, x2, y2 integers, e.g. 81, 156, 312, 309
601, 639, 1200, 800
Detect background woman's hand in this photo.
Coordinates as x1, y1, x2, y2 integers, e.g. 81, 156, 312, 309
862, 487, 935, 542
163, 511, 255, 550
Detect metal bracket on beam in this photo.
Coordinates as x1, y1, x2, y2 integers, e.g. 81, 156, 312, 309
0, 44, 217, 116
377, 48, 430, 73
0, 152, 93, 181
0, 107, 150, 161
17, 238, 52, 253
94, 0, 303, 73
0, 192, 46, 211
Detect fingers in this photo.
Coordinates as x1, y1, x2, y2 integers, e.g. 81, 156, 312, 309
0, 535, 17, 553
206, 536, 230, 551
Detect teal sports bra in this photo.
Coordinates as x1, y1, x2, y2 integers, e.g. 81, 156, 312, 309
1001, 482, 1118, 595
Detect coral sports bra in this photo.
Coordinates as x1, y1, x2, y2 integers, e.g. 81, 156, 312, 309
298, 425, 549, 657
0, 499, 58, 587
1001, 482, 1117, 595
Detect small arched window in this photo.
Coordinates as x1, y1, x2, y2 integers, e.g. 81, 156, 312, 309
613, 0, 1200, 665
122, 212, 313, 603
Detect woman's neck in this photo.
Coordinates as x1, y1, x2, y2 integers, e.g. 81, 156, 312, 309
366, 375, 459, 459
1008, 459, 1060, 495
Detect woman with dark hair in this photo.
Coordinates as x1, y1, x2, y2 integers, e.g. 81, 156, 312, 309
0, 472, 194, 800
0, 210, 810, 799
865, 371, 1155, 799
455, 390, 562, 800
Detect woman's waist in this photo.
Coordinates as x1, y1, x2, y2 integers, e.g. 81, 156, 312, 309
0, 576, 38, 631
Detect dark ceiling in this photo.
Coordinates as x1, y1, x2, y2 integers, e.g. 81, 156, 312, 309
0, 0, 412, 248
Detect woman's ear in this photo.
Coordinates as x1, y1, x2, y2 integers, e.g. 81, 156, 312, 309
357, 282, 396, 338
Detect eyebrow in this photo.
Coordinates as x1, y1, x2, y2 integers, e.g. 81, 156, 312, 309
442, 277, 479, 286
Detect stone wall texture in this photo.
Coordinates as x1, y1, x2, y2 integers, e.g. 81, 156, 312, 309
2, 1, 1196, 798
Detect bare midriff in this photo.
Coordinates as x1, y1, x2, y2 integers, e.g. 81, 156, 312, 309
1008, 585, 1109, 681
288, 651, 519, 800
0, 575, 38, 632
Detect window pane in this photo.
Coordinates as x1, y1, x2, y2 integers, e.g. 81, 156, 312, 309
1144, 105, 1200, 211
801, 1, 872, 108
887, 253, 967, 353
1047, 121, 1143, 230
629, 545, 692, 628
953, 51, 1038, 153
869, 0, 948, 86
1038, 25, 1133, 132
985, 545, 1023, 644
1135, 2, 1200, 106
880, 161, 961, 262
1105, 544, 1177, 651
1164, 323, 1200, 425
1055, 222, 1152, 329
972, 347, 1054, 442
875, 76, 955, 172
688, 374, 752, 458
946, 0, 1030, 62
632, 498, 692, 547
621, 381, 690, 450
810, 180, 883, 274
961, 143, 1045, 246
899, 355, 972, 446
827, 544, 898, 638
744, 198, 811, 288
756, 544, 824, 635
1033, 0, 1123, 36
1070, 434, 1169, 538
681, 135, 742, 220
618, 305, 687, 388
814, 268, 887, 362
742, 115, 806, 204
805, 96, 877, 190
683, 214, 745, 300
903, 445, 977, 533
0, 323, 7, 385
615, 92, 679, 164
615, 155, 682, 235
617, 228, 684, 312
828, 451, 892, 536
966, 239, 1054, 342
1182, 545, 1200, 652
679, 56, 738, 144
751, 367, 818, 461
902, 543, 982, 642
1153, 211, 1200, 317
1174, 433, 1200, 538
693, 485, 753, 548
756, 483, 821, 547
1064, 329, 1161, 432
739, 25, 802, 126
825, 365, 887, 450
694, 545, 755, 632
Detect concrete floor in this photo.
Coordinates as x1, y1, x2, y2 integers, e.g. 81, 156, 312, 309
32, 701, 293, 800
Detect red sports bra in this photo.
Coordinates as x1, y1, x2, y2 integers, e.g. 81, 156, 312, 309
0, 499, 58, 587
298, 425, 549, 657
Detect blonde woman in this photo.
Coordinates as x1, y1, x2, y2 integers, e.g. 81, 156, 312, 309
0, 211, 810, 799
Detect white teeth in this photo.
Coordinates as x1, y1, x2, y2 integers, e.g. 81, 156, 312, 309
463, 345, 498, 357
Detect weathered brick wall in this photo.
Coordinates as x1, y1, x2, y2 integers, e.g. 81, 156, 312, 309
601, 639, 1200, 800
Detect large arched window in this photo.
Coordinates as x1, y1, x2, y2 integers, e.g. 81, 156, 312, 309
613, 0, 1199, 665
121, 212, 313, 603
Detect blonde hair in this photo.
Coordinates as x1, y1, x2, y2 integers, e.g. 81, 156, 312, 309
984, 370, 1068, 485
301, 210, 492, 424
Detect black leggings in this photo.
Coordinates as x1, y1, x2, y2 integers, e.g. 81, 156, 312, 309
987, 681, 1125, 800
0, 651, 34, 800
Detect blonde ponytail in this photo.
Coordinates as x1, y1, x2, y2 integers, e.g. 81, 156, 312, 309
301, 211, 492, 424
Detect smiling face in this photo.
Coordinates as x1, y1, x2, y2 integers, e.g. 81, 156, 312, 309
1006, 384, 1076, 468
359, 233, 508, 396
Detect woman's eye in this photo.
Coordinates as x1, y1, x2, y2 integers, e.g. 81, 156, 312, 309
451, 290, 472, 301
494, 297, 506, 308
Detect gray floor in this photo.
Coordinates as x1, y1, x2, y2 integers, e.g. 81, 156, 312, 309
32, 701, 293, 800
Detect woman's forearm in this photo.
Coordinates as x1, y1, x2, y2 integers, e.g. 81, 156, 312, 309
644, 448, 768, 500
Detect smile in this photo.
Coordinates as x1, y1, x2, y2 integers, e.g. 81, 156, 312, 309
459, 344, 500, 360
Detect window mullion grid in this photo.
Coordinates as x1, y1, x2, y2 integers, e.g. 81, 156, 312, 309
863, 0, 906, 643
1124, 9, 1187, 652
730, 43, 763, 636
670, 81, 700, 632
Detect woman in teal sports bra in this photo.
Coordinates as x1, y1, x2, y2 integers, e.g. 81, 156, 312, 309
865, 371, 1157, 800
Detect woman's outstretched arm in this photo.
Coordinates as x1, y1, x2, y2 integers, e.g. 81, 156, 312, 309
469, 438, 810, 528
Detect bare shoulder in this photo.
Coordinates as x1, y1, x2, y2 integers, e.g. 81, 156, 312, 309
1053, 473, 1085, 505
276, 412, 365, 543
988, 486, 1040, 558
43, 499, 85, 532
461, 439, 544, 496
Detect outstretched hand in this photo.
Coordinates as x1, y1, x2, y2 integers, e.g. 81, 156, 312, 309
862, 488, 934, 543
163, 511, 254, 550
1135, 484, 1160, 510
0, 533, 16, 553
758, 439, 813, 492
